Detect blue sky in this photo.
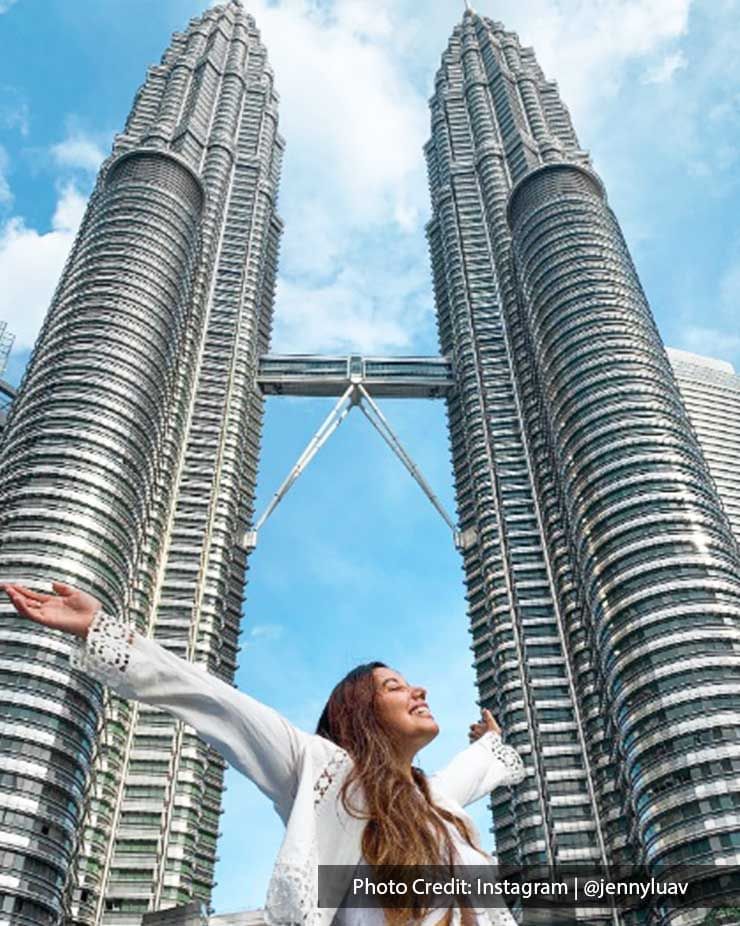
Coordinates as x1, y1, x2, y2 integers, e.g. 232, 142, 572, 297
1, 0, 739, 915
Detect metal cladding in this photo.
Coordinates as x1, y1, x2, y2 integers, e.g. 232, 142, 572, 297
427, 10, 740, 924
0, 2, 282, 924
667, 349, 740, 542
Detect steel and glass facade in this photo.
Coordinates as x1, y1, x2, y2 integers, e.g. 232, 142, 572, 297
668, 348, 740, 542
427, 10, 740, 925
0, 3, 282, 924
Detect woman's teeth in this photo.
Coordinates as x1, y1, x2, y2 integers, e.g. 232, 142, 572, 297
411, 707, 431, 716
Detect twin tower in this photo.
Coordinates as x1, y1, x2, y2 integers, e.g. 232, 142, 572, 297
1, 3, 739, 925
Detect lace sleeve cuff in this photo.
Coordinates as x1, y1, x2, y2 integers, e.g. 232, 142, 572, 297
69, 609, 135, 687
479, 730, 526, 786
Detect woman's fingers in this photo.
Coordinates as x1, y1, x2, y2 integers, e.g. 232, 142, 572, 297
469, 718, 488, 742
1, 583, 55, 603
469, 710, 501, 742
8, 586, 36, 609
5, 587, 44, 621
8, 584, 54, 603
51, 581, 75, 597
2, 581, 92, 637
482, 709, 501, 734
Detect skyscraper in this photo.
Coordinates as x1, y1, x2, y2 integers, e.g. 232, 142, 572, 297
426, 8, 740, 924
0, 3, 282, 924
668, 348, 740, 542
0, 321, 16, 436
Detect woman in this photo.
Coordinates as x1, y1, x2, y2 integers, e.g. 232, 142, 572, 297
1, 581, 526, 926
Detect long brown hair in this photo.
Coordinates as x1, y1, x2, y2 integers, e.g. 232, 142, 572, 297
316, 662, 488, 926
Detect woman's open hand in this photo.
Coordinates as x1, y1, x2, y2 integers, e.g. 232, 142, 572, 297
0, 581, 100, 639
468, 707, 501, 743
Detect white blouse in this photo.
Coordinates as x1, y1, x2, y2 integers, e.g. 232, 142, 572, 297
70, 610, 526, 926
336, 823, 508, 926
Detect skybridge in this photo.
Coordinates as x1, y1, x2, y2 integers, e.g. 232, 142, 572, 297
257, 354, 455, 398
248, 353, 475, 552
0, 380, 16, 435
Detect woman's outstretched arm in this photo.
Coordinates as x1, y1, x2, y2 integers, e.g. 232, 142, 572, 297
429, 709, 526, 807
1, 581, 332, 821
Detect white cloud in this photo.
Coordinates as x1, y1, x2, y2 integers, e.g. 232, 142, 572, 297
720, 259, 740, 314
249, 624, 285, 641
0, 122, 103, 362
673, 247, 740, 370
51, 183, 86, 232
273, 260, 433, 354
708, 95, 740, 125
213, 0, 429, 341
642, 49, 688, 84
0, 184, 86, 350
251, 0, 428, 229
0, 0, 18, 13
274, 272, 410, 354
577, 0, 740, 258
203, 0, 435, 356
1, 0, 710, 364
0, 146, 11, 205
487, 0, 692, 123
678, 325, 740, 365
0, 88, 30, 136
51, 134, 106, 173
277, 199, 344, 280
217, 0, 699, 356
332, 1, 394, 41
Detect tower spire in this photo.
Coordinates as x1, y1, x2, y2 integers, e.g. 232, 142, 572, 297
464, 0, 476, 13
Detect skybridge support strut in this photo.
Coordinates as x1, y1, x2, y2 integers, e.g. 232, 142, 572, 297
243, 384, 475, 552
242, 384, 355, 550
355, 384, 456, 533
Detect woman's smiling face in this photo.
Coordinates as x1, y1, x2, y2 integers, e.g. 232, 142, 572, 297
371, 666, 440, 753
